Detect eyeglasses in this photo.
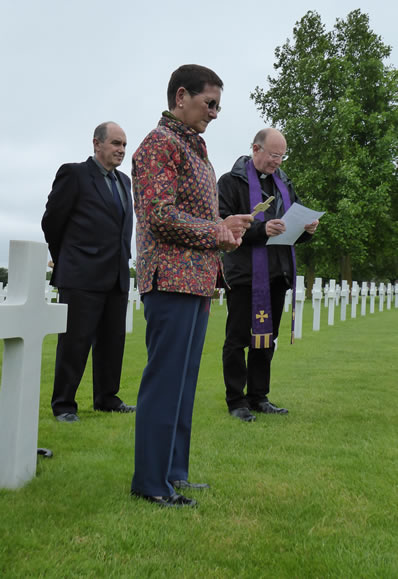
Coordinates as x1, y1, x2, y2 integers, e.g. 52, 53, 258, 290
190, 91, 221, 113
258, 146, 288, 161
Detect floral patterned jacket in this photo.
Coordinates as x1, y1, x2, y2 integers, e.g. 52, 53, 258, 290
132, 112, 222, 297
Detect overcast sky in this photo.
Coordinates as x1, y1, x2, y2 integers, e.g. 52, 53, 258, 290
1, 0, 397, 269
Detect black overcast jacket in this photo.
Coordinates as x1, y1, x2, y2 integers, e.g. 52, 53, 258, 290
218, 155, 311, 288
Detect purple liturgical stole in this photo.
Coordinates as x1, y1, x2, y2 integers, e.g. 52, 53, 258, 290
246, 159, 297, 348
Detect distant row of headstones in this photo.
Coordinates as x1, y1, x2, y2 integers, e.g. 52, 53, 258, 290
2, 275, 396, 341
217, 277, 398, 339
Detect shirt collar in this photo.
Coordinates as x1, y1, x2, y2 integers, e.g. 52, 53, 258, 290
92, 155, 113, 177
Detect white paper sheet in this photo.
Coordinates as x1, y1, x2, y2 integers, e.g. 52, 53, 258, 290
266, 202, 325, 246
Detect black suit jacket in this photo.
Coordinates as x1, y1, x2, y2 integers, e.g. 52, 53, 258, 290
42, 157, 133, 292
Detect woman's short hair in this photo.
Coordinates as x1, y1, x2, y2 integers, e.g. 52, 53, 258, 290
167, 64, 223, 109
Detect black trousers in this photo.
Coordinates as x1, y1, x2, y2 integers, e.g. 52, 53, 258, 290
222, 278, 289, 411
51, 286, 128, 416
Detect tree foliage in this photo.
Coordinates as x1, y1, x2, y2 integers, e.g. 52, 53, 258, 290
129, 261, 137, 283
0, 267, 8, 285
251, 9, 398, 283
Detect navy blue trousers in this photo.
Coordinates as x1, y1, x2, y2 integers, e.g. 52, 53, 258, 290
131, 288, 210, 497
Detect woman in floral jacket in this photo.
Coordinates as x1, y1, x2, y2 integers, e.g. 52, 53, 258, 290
130, 64, 252, 508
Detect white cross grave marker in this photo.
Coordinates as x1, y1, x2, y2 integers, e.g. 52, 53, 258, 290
378, 283, 385, 312
340, 280, 349, 321
44, 280, 56, 303
0, 282, 6, 303
351, 281, 359, 318
284, 288, 292, 313
294, 276, 305, 339
327, 279, 336, 326
131, 287, 141, 310
311, 278, 322, 331
394, 283, 398, 309
0, 241, 67, 489
360, 282, 368, 316
386, 283, 392, 310
369, 282, 376, 314
126, 282, 134, 334
324, 283, 329, 308
335, 283, 341, 306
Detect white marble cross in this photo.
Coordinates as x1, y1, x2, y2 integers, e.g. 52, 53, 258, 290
340, 280, 349, 321
0, 282, 6, 303
284, 288, 292, 313
323, 283, 329, 308
0, 241, 67, 489
126, 282, 135, 334
360, 282, 368, 316
378, 282, 385, 312
294, 275, 305, 339
351, 281, 359, 318
311, 278, 322, 331
327, 279, 336, 326
369, 282, 377, 314
386, 283, 392, 310
335, 283, 341, 306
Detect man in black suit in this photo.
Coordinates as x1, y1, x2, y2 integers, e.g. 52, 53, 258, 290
42, 121, 135, 422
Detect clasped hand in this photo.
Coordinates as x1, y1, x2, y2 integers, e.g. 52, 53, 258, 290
216, 214, 253, 251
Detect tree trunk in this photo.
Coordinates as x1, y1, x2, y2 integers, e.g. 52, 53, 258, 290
341, 255, 352, 288
305, 263, 315, 298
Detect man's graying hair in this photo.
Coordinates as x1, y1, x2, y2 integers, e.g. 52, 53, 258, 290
252, 128, 271, 148
93, 122, 114, 142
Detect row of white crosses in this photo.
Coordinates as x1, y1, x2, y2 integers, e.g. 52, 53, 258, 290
322, 281, 396, 313
285, 277, 398, 338
320, 280, 396, 321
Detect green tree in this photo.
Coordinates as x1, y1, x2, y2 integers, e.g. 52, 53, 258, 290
129, 261, 137, 284
251, 9, 398, 286
0, 267, 8, 285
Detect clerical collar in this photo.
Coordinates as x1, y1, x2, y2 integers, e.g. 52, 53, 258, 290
254, 167, 270, 180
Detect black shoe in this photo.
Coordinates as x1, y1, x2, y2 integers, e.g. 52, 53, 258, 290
55, 413, 79, 423
250, 399, 288, 414
172, 480, 210, 490
95, 402, 136, 413
131, 491, 197, 508
114, 402, 136, 413
229, 407, 256, 422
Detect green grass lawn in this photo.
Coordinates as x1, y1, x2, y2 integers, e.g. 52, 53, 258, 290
0, 301, 397, 578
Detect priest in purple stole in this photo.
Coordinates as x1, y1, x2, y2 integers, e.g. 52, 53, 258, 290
218, 128, 319, 422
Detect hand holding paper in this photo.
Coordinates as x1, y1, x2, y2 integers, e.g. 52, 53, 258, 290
266, 202, 324, 245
